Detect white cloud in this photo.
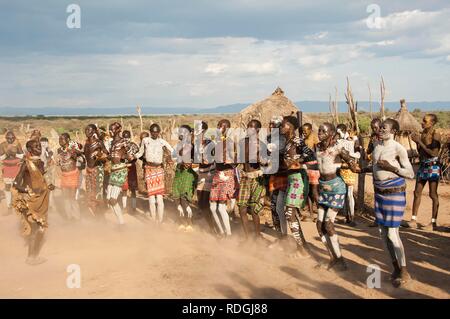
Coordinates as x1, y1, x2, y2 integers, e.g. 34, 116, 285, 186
307, 71, 331, 81
305, 31, 329, 40
236, 62, 279, 75
126, 59, 140, 66
205, 63, 228, 75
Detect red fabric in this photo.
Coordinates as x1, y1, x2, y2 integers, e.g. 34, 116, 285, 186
60, 169, 80, 189
209, 169, 236, 202
2, 158, 21, 179
145, 166, 165, 196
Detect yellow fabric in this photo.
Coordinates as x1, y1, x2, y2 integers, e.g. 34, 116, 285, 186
340, 168, 356, 186
12, 159, 50, 237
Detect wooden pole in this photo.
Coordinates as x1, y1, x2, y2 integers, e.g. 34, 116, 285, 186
368, 83, 373, 119
297, 111, 303, 137
136, 105, 143, 133
380, 76, 386, 120
335, 86, 339, 124
329, 93, 336, 126
345, 77, 365, 214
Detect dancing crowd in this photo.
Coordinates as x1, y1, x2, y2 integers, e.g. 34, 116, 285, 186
0, 112, 442, 288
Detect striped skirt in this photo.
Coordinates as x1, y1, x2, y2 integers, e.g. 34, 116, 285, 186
374, 177, 406, 228
417, 157, 440, 182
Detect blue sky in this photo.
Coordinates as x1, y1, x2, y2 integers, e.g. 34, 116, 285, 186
1, 0, 450, 108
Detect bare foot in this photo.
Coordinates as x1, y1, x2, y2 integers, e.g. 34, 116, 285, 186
26, 256, 47, 266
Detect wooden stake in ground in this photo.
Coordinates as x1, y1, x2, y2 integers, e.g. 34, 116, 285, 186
136, 105, 143, 133
329, 94, 336, 126
368, 83, 373, 119
345, 77, 366, 214
328, 87, 339, 126
380, 76, 386, 120
334, 86, 339, 124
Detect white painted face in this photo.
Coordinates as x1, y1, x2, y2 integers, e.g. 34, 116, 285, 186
380, 122, 395, 141
337, 128, 345, 139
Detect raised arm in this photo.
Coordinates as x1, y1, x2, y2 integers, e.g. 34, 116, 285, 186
412, 132, 441, 158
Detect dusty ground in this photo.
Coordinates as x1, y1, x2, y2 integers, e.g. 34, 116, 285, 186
0, 175, 449, 299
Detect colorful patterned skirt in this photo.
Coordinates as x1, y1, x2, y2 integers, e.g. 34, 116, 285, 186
109, 164, 129, 188
318, 176, 347, 209
209, 168, 236, 202
145, 165, 165, 196
237, 173, 266, 214
285, 170, 309, 209
60, 168, 80, 189
86, 165, 105, 210
417, 158, 440, 182
172, 167, 198, 202
374, 177, 406, 228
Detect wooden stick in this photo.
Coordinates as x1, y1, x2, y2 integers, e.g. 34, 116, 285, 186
329, 93, 336, 126
368, 83, 373, 119
136, 105, 143, 133
335, 86, 339, 124
345, 77, 365, 213
380, 76, 386, 120
297, 111, 303, 137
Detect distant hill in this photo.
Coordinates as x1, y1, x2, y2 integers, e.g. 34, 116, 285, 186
0, 101, 449, 117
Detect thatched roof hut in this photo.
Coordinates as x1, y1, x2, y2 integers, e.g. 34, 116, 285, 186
394, 99, 421, 133
393, 99, 421, 161
233, 87, 316, 129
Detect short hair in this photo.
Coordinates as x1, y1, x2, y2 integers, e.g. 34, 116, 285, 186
426, 113, 438, 124
61, 133, 70, 140
109, 122, 122, 131
122, 130, 131, 138
283, 116, 299, 130
140, 131, 149, 138
26, 139, 38, 151
200, 121, 208, 131
180, 124, 193, 133
149, 123, 161, 132
217, 119, 231, 128
248, 119, 262, 129
40, 137, 48, 142
302, 123, 312, 130
371, 118, 382, 126
336, 124, 347, 132
320, 122, 336, 134
86, 124, 97, 131
383, 118, 400, 133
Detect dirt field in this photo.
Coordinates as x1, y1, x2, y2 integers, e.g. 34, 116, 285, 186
1, 175, 449, 299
